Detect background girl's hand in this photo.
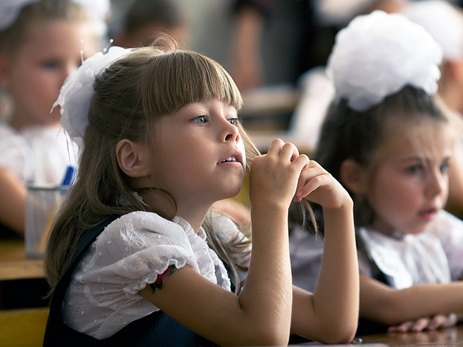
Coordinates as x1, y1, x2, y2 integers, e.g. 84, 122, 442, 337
249, 139, 309, 209
387, 314, 458, 333
293, 159, 350, 209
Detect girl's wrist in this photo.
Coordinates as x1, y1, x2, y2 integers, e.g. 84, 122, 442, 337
322, 195, 354, 213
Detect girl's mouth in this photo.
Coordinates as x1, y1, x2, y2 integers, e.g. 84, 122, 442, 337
418, 208, 438, 221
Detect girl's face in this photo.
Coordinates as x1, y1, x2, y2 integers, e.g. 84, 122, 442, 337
367, 120, 453, 236
2, 19, 98, 129
147, 99, 246, 215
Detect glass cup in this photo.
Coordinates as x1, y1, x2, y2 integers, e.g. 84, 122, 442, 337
25, 185, 69, 259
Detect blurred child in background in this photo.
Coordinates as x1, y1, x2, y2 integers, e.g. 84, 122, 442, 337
403, 0, 463, 216
290, 10, 463, 335
0, 0, 107, 234
114, 0, 188, 48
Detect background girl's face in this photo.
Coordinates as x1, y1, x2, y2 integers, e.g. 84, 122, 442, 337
367, 119, 453, 236
3, 19, 98, 128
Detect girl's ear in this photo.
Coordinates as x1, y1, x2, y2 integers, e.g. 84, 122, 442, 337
115, 139, 151, 178
340, 159, 368, 195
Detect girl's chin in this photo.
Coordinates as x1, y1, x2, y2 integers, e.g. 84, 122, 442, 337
402, 223, 430, 236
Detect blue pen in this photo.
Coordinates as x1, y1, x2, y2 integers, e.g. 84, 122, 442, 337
61, 165, 75, 186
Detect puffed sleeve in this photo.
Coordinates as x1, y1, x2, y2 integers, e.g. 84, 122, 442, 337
75, 212, 200, 302
0, 125, 33, 182
427, 210, 463, 281
65, 211, 229, 339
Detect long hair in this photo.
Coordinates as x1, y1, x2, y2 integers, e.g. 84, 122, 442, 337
46, 37, 260, 293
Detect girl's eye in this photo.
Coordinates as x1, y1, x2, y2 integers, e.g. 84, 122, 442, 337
228, 117, 240, 126
41, 60, 60, 70
192, 115, 207, 124
440, 161, 450, 173
406, 164, 423, 175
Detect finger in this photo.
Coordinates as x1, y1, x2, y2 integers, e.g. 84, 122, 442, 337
292, 154, 311, 176
427, 315, 444, 331
265, 138, 285, 156
295, 171, 330, 202
279, 142, 299, 162
410, 318, 430, 332
388, 321, 414, 333
443, 314, 458, 328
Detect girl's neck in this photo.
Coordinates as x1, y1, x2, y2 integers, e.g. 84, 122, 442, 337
137, 188, 209, 233
369, 219, 405, 240
175, 205, 210, 233
370, 226, 405, 240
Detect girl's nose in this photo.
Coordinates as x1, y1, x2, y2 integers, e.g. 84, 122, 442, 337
426, 169, 447, 198
221, 119, 240, 144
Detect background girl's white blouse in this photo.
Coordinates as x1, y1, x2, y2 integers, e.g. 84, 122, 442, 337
358, 210, 463, 289
0, 123, 77, 185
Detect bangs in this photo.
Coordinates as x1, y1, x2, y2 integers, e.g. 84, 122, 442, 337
140, 49, 243, 116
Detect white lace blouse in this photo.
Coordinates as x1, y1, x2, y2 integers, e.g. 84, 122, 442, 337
63, 211, 249, 339
358, 210, 463, 289
289, 210, 463, 293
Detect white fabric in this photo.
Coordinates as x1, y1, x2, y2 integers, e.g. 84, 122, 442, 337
0, 0, 40, 31
0, 0, 109, 35
56, 46, 132, 151
290, 210, 463, 292
289, 67, 335, 153
289, 226, 324, 293
63, 211, 249, 340
403, 1, 463, 62
0, 123, 77, 185
358, 210, 463, 289
327, 10, 442, 112
0, 124, 33, 182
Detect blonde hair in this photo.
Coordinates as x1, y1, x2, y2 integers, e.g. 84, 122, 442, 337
46, 37, 259, 292
0, 0, 91, 57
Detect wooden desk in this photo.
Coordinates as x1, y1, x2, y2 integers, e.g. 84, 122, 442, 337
0, 239, 44, 280
360, 324, 463, 346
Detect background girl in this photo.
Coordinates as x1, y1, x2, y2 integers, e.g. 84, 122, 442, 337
291, 10, 463, 335
0, 0, 107, 235
44, 37, 358, 345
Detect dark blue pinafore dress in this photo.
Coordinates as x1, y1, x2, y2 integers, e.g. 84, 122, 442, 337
43, 216, 217, 347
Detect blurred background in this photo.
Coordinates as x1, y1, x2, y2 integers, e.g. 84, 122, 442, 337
106, 0, 463, 153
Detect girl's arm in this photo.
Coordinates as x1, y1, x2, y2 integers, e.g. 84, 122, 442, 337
0, 168, 26, 234
140, 139, 307, 346
360, 274, 463, 325
290, 173, 359, 343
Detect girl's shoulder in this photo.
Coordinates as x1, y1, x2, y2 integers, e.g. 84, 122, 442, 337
104, 211, 194, 242
207, 210, 248, 243
0, 122, 27, 147
0, 122, 33, 182
87, 211, 202, 271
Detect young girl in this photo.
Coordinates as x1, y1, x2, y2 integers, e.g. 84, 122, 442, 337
44, 36, 359, 345
291, 10, 463, 335
403, 0, 463, 218
0, 0, 106, 235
